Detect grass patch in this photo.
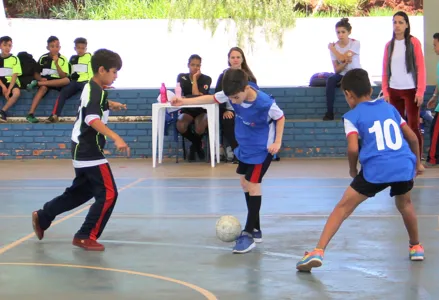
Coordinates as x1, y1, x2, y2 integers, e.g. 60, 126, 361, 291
42, 0, 412, 20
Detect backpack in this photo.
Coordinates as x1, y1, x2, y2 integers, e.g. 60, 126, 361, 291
309, 72, 334, 87
17, 52, 38, 88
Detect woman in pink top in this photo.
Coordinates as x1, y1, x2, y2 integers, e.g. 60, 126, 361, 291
382, 11, 426, 155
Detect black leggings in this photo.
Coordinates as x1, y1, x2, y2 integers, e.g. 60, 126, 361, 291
220, 105, 238, 150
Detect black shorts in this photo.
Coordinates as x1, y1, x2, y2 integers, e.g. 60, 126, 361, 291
180, 107, 206, 118
0, 78, 19, 97
350, 170, 414, 197
236, 154, 273, 183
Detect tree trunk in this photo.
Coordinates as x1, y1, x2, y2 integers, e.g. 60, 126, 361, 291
0, 0, 5, 21
312, 0, 324, 15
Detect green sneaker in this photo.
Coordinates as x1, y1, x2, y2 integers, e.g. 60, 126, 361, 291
26, 80, 38, 92
26, 114, 39, 123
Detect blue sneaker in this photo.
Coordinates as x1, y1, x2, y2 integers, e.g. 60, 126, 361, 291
252, 229, 262, 243
232, 232, 256, 254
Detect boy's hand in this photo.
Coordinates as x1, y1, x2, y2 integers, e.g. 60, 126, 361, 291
427, 97, 437, 109
415, 95, 424, 107
223, 111, 234, 119
349, 168, 358, 178
114, 137, 130, 157
416, 163, 424, 176
110, 101, 127, 111
268, 142, 281, 155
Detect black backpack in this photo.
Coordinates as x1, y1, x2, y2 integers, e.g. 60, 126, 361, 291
17, 51, 39, 88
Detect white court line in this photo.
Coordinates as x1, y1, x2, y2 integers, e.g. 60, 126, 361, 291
41, 239, 303, 259
1, 214, 439, 219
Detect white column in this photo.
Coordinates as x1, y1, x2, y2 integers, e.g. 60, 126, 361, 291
424, 0, 439, 85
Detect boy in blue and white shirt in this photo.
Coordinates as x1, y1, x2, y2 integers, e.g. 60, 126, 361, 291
296, 68, 424, 272
171, 68, 285, 254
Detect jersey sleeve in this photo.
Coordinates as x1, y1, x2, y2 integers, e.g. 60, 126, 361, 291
213, 91, 229, 104
268, 103, 284, 120
84, 88, 102, 126
350, 40, 360, 55
13, 56, 22, 76
330, 48, 337, 61
88, 55, 93, 79
199, 75, 212, 95
176, 73, 183, 83
343, 118, 358, 136
59, 56, 70, 75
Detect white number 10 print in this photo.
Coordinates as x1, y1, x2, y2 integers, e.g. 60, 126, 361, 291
368, 119, 402, 151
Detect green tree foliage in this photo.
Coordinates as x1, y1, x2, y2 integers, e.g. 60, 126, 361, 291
167, 0, 297, 48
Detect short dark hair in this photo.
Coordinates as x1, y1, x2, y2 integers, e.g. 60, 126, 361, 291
0, 36, 12, 44
74, 37, 87, 45
341, 68, 371, 98
434, 33, 439, 41
188, 54, 201, 64
91, 49, 122, 74
47, 36, 59, 45
222, 68, 248, 96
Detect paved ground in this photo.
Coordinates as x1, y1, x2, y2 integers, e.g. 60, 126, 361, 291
0, 158, 437, 300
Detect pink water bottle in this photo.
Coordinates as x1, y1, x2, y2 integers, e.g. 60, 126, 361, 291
175, 82, 182, 98
160, 83, 168, 103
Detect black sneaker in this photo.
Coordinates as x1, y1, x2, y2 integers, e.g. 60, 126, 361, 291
0, 110, 6, 122
323, 112, 334, 121
197, 146, 206, 160
188, 145, 196, 162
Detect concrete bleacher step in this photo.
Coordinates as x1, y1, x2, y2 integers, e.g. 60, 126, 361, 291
0, 119, 351, 160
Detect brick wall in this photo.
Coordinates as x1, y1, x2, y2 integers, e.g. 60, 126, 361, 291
0, 85, 435, 160
2, 86, 396, 120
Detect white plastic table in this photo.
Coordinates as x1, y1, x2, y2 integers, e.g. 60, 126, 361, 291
151, 103, 220, 167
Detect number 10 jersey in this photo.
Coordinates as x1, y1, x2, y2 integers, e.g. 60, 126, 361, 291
343, 99, 417, 184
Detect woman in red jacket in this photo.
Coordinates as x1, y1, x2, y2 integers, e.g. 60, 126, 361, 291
382, 11, 426, 155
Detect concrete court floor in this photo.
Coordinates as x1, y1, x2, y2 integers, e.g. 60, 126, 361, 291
0, 158, 438, 300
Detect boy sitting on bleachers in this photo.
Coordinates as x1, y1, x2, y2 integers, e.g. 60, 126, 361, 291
46, 37, 93, 123
0, 36, 22, 122
26, 36, 70, 123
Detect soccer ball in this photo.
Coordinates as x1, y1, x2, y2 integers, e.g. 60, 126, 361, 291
216, 215, 242, 242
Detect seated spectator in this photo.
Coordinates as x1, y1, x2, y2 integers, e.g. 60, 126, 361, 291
215, 46, 257, 163
46, 37, 93, 123
324, 18, 361, 121
176, 54, 212, 161
26, 36, 70, 123
0, 36, 21, 122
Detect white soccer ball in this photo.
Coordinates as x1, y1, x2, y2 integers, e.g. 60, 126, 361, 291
216, 215, 242, 242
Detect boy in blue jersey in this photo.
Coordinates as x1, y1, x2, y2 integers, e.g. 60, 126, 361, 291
296, 68, 424, 272
171, 68, 285, 253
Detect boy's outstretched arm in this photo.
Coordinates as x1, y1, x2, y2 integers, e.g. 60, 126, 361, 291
268, 117, 285, 155
90, 119, 130, 156
171, 94, 216, 106
401, 123, 422, 174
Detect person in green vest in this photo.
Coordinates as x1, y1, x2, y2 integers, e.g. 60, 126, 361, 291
26, 36, 70, 123
46, 37, 93, 123
0, 36, 22, 122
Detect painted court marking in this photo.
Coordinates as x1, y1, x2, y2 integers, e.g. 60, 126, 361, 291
0, 262, 217, 300
1, 213, 439, 219
0, 178, 146, 256
2, 185, 439, 190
